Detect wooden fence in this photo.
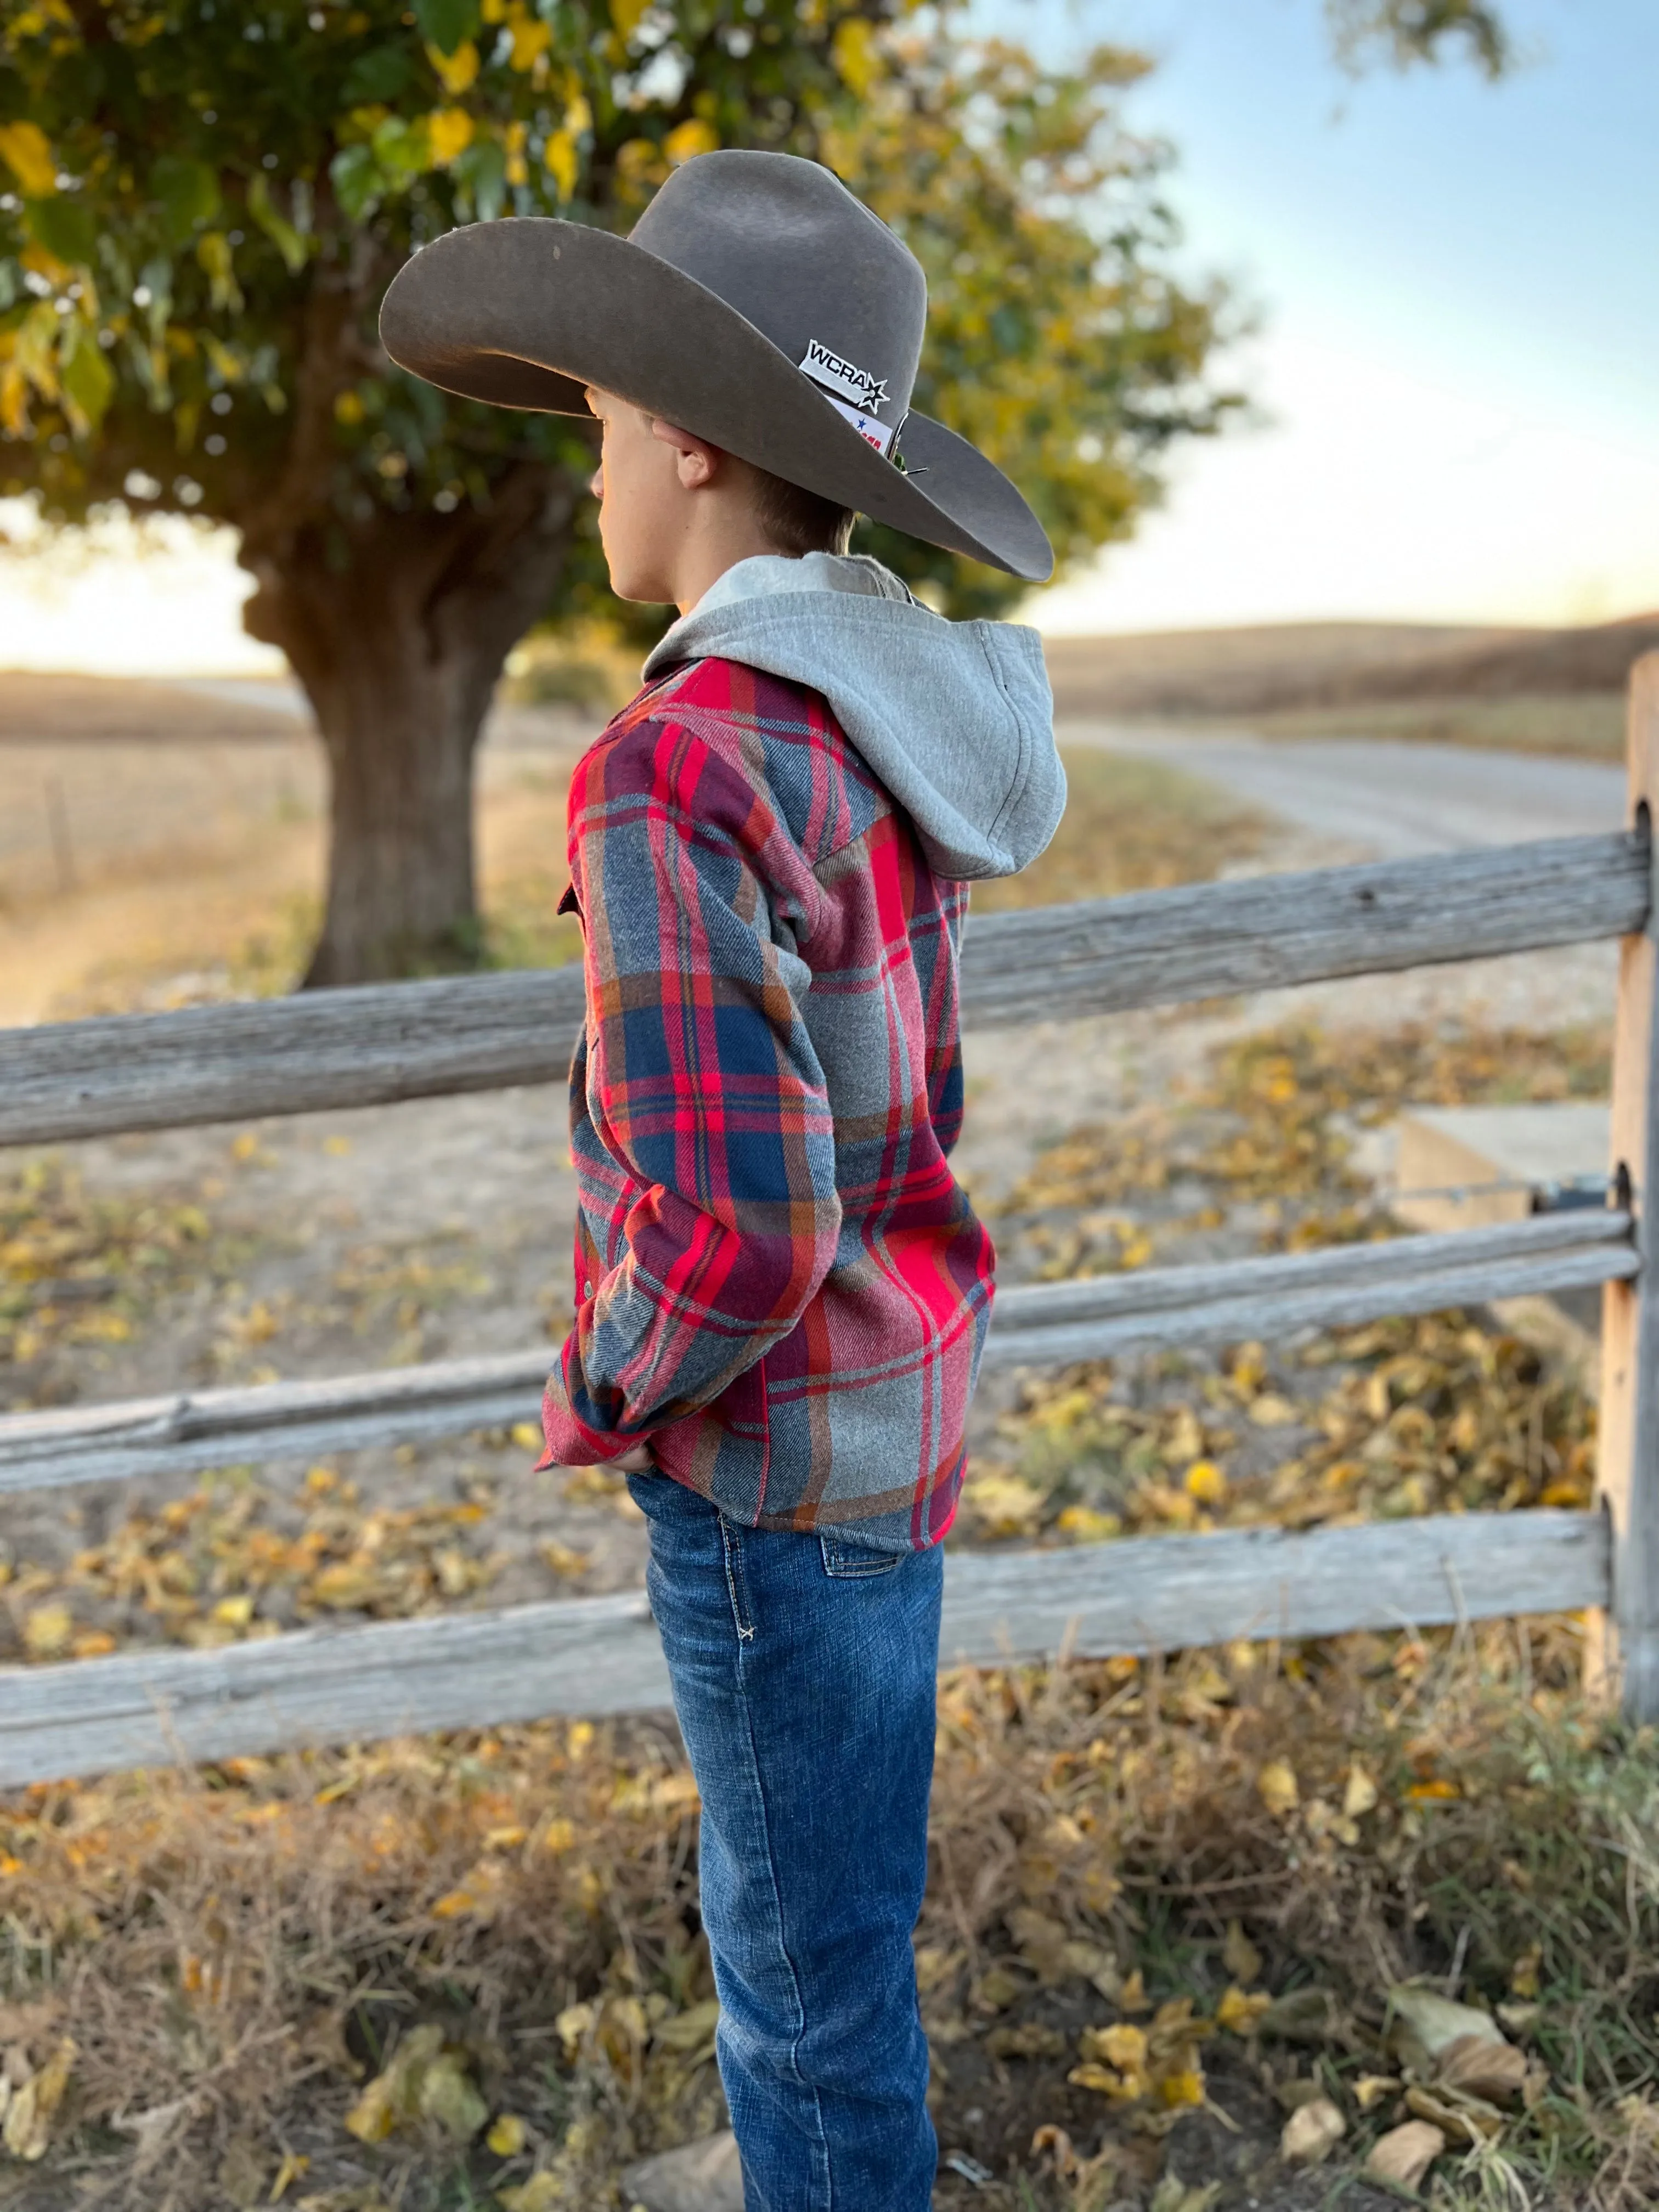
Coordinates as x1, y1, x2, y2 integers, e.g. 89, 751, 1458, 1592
0, 657, 1654, 1785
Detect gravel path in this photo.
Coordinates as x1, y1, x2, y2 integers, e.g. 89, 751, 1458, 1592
1062, 722, 1627, 859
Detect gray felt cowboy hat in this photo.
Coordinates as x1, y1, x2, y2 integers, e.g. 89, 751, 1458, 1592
378, 148, 1054, 583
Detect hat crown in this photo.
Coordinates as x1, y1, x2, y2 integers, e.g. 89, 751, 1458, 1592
629, 150, 925, 425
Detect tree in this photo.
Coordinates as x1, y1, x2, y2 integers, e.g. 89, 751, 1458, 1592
0, 0, 1501, 984
1324, 0, 1511, 78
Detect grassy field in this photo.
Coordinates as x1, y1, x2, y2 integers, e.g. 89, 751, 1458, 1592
1041, 612, 1656, 760
0, 714, 1268, 1023
1242, 694, 1627, 760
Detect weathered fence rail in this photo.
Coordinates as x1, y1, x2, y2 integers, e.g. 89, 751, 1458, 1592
0, 1510, 1612, 1786
0, 828, 1643, 1147
0, 657, 1654, 1781
0, 1209, 1634, 1494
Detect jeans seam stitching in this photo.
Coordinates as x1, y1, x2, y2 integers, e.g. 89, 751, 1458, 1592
721, 1518, 756, 1643
730, 1627, 834, 2207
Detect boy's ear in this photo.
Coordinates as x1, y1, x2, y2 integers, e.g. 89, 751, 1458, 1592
651, 415, 721, 489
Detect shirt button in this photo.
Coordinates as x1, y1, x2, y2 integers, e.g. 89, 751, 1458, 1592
583, 1279, 595, 1299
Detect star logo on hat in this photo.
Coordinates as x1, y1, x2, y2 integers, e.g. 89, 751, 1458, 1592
799, 338, 891, 415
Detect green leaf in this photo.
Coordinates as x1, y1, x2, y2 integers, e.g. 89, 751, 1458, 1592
329, 144, 385, 221
453, 135, 506, 222
59, 321, 115, 436
0, 260, 19, 311
247, 173, 310, 273
414, 0, 481, 58
372, 115, 431, 182
150, 155, 219, 245
25, 194, 95, 267
341, 44, 417, 103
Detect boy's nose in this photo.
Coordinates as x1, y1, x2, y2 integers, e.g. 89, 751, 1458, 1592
589, 462, 605, 500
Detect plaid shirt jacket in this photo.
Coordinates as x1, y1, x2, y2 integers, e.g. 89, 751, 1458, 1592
539, 654, 996, 1550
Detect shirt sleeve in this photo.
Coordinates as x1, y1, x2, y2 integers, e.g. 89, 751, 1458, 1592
539, 713, 842, 1465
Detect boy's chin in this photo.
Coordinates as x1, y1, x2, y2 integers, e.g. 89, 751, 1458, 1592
608, 570, 672, 607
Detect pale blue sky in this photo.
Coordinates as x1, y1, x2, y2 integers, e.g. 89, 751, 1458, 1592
993, 0, 1659, 630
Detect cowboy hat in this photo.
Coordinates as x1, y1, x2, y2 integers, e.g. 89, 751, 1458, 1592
378, 149, 1054, 583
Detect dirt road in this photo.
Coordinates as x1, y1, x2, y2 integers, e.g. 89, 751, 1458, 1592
1065, 724, 1627, 860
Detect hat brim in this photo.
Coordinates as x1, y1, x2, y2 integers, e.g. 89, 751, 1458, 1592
379, 218, 1054, 584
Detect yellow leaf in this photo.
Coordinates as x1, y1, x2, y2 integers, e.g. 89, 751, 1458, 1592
1054, 1504, 1121, 1542
213, 1594, 255, 1628
541, 1817, 576, 1853
831, 14, 876, 94
1, 2037, 75, 2160
0, 121, 58, 197
1183, 1459, 1227, 1504
1510, 1944, 1542, 2000
1068, 2059, 1146, 2101
498, 2179, 562, 2212
540, 1539, 591, 1578
486, 2113, 528, 2156
1078, 2022, 1147, 2072
69, 1628, 117, 1658
1222, 1920, 1262, 1984
311, 1561, 382, 1610
1118, 1967, 1149, 2013
664, 117, 718, 166
509, 13, 550, 68
427, 37, 480, 92
512, 1418, 543, 1451
428, 108, 475, 163
609, 0, 650, 41
1159, 2066, 1206, 2109
1216, 1984, 1271, 2035
24, 1604, 74, 1660
1342, 1764, 1379, 1819
269, 2149, 310, 2199
1256, 1759, 1299, 1817
1248, 1392, 1299, 1428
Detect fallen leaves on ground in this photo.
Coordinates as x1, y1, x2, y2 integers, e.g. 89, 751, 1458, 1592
0, 1158, 235, 1383
0, 1467, 514, 1661
2, 1620, 1657, 2207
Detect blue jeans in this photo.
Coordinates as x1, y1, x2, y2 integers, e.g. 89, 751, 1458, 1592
629, 1473, 943, 2212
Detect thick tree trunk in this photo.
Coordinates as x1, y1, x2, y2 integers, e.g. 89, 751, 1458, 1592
240, 462, 579, 986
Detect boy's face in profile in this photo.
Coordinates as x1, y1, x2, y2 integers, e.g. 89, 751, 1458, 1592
585, 385, 780, 614
586, 386, 688, 606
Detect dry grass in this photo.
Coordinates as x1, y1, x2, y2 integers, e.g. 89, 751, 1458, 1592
1041, 613, 1658, 732
3, 1630, 1658, 2209
1243, 695, 1627, 761
0, 1009, 1635, 2208
969, 749, 1269, 916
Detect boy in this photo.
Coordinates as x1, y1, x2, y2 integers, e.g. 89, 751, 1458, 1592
381, 149, 1063, 2211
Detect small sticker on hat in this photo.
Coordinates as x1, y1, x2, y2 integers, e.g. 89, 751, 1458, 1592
799, 338, 890, 414
818, 390, 901, 458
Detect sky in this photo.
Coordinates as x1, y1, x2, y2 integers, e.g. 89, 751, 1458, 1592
0, 0, 1653, 670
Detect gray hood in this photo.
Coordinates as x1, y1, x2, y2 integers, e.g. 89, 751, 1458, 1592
641, 552, 1063, 881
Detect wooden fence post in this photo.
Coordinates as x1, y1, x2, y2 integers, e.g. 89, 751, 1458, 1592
1592, 652, 1659, 1717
